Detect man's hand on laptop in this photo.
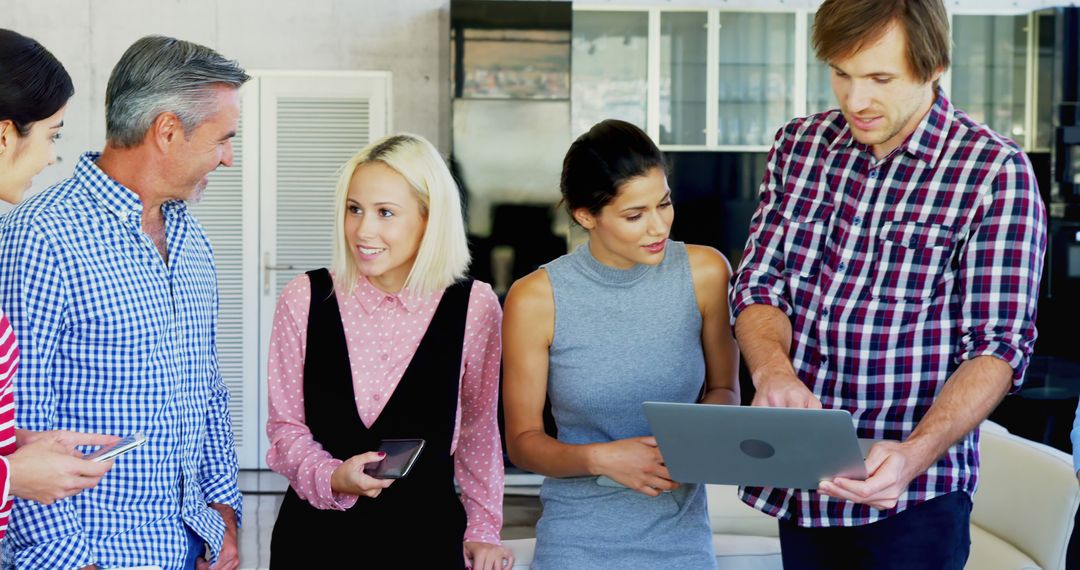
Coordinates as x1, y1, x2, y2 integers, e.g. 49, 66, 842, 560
817, 440, 922, 510
751, 370, 822, 409
590, 436, 680, 497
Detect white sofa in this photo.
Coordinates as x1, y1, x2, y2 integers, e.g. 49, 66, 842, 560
966, 421, 1079, 570
502, 421, 1080, 570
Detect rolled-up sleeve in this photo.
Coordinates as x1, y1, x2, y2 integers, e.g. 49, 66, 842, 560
730, 124, 797, 322
200, 351, 244, 516
955, 151, 1047, 387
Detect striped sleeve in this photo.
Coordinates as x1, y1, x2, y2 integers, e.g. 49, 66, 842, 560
0, 311, 20, 539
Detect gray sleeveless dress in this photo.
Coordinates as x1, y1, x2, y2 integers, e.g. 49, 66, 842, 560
532, 240, 716, 570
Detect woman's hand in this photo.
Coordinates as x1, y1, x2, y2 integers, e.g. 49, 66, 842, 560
8, 434, 116, 504
15, 429, 119, 451
464, 541, 515, 570
590, 436, 678, 497
330, 451, 395, 498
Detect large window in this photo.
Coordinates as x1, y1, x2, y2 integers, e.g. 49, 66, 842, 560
805, 13, 834, 117
717, 12, 796, 146
952, 15, 1029, 144
660, 12, 708, 145
573, 8, 1053, 152
571, 11, 649, 136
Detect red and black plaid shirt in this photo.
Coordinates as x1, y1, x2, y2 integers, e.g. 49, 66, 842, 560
731, 92, 1046, 527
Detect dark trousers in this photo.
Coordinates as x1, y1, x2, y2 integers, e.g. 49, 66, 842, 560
1067, 500, 1080, 569
183, 526, 203, 569
778, 491, 972, 570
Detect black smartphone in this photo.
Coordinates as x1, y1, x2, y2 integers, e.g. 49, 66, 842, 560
364, 438, 425, 479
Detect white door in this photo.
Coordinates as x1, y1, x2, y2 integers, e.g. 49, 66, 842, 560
194, 72, 391, 469
256, 73, 391, 468
190, 82, 261, 468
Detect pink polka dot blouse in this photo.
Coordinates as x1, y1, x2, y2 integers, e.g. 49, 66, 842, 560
265, 273, 505, 544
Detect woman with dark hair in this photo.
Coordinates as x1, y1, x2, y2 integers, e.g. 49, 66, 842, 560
503, 119, 740, 568
0, 28, 117, 540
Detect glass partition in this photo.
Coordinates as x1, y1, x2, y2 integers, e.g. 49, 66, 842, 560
805, 13, 835, 117
660, 12, 708, 145
952, 15, 1029, 145
571, 11, 649, 137
1034, 11, 1057, 150
717, 12, 796, 146
570, 8, 1046, 151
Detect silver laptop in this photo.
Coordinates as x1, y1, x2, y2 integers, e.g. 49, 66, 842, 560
643, 402, 869, 490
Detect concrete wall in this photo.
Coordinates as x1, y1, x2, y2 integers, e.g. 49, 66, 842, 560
0, 0, 451, 195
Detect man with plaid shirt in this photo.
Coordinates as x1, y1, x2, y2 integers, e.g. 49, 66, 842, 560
0, 36, 248, 570
730, 1, 1046, 568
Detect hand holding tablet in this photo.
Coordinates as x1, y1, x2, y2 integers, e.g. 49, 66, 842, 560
643, 402, 868, 490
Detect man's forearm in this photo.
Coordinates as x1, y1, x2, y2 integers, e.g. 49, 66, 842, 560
209, 502, 237, 531
701, 387, 740, 405
734, 304, 795, 384
904, 355, 1013, 473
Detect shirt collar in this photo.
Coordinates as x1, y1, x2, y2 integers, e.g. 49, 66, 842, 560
826, 87, 953, 166
351, 276, 425, 314
75, 152, 142, 222
75, 152, 189, 223
902, 88, 952, 166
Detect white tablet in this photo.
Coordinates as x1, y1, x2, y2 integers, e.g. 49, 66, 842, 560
643, 402, 869, 490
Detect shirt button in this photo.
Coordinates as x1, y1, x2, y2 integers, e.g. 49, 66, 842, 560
837, 262, 847, 272
821, 308, 830, 317
380, 353, 389, 361
869, 169, 879, 179
820, 354, 829, 364
852, 216, 863, 226
373, 394, 381, 401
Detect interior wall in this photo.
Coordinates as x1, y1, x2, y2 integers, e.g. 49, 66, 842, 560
0, 0, 452, 197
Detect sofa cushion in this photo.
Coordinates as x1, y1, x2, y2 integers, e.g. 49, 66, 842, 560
504, 537, 534, 569
713, 534, 782, 569
707, 485, 780, 538
966, 525, 1040, 570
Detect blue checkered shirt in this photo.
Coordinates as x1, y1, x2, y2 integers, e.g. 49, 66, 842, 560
0, 153, 242, 569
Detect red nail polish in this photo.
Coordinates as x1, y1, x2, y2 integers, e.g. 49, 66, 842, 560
378, 452, 386, 457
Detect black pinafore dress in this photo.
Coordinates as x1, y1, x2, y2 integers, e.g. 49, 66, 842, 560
269, 269, 471, 568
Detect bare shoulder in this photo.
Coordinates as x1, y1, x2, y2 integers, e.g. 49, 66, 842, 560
685, 244, 732, 289
503, 268, 555, 345
504, 268, 555, 315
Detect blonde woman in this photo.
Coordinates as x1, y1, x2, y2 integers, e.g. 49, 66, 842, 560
265, 134, 513, 569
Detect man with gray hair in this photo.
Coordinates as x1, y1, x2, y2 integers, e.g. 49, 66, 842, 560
0, 35, 247, 570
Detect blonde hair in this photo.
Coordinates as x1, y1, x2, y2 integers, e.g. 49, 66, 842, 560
331, 133, 471, 297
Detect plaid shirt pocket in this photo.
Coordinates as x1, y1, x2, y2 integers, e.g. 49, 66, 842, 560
781, 194, 833, 280
871, 221, 955, 302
